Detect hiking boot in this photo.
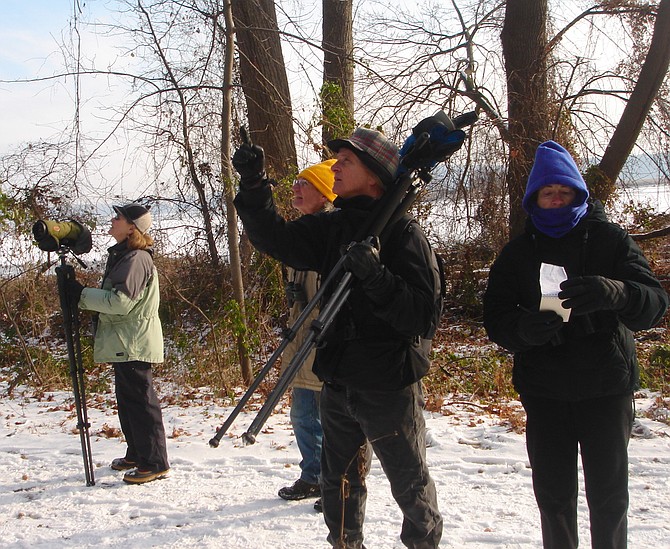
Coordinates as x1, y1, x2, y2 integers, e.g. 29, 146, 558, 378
313, 498, 323, 513
278, 479, 320, 501
123, 468, 170, 484
111, 457, 137, 471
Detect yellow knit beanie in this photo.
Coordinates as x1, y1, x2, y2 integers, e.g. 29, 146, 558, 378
297, 159, 337, 202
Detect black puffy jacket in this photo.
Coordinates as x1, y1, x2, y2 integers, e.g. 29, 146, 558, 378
483, 200, 668, 401
234, 184, 440, 390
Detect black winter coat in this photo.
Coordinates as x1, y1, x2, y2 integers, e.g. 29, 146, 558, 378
234, 184, 440, 390
483, 200, 668, 401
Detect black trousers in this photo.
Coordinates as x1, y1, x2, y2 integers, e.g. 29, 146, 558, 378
319, 382, 442, 549
114, 361, 169, 472
521, 393, 633, 549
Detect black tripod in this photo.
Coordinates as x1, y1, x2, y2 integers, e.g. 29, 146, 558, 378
56, 251, 95, 486
209, 110, 477, 448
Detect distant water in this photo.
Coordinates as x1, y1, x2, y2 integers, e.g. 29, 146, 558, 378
615, 180, 670, 212
3, 181, 669, 277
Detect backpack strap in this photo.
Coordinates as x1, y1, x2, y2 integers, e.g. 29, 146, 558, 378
381, 214, 445, 340
380, 212, 414, 249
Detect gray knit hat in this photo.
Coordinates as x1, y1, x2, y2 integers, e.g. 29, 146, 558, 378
113, 203, 152, 234
328, 128, 400, 187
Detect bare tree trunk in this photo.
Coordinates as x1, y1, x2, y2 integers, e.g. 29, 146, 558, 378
598, 0, 670, 199
231, 0, 297, 178
501, 0, 551, 239
221, 0, 251, 385
322, 0, 354, 148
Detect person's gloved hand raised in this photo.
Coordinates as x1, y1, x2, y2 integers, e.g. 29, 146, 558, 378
64, 278, 85, 307
518, 310, 563, 346
558, 276, 630, 315
232, 127, 266, 189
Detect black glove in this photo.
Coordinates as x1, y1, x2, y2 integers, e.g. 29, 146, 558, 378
342, 241, 382, 283
64, 278, 85, 306
518, 311, 563, 346
232, 142, 266, 189
342, 240, 395, 302
558, 276, 629, 315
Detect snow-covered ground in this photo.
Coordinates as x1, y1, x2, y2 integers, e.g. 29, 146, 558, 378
2, 383, 669, 549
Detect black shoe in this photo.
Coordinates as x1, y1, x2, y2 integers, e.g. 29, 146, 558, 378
313, 498, 322, 513
110, 457, 137, 471
278, 479, 320, 501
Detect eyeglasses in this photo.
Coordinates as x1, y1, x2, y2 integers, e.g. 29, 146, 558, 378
293, 178, 310, 188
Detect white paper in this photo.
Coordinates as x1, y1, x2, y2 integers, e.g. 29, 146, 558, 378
539, 263, 571, 322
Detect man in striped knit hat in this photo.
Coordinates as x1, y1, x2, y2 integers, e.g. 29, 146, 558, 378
234, 128, 443, 548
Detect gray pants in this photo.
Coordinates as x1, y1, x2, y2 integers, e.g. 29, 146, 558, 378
320, 382, 442, 548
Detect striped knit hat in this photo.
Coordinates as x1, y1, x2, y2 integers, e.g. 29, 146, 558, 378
328, 128, 399, 188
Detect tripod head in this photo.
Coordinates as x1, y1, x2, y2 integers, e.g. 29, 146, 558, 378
399, 110, 477, 173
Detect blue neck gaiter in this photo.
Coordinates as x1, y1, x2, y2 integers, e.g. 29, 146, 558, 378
522, 141, 590, 239
529, 201, 589, 238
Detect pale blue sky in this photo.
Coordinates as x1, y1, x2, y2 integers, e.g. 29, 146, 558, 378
0, 1, 89, 83
2, 1, 74, 149
0, 1, 122, 151
0, 0, 638, 189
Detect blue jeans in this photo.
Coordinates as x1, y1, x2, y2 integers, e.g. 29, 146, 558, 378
290, 387, 322, 485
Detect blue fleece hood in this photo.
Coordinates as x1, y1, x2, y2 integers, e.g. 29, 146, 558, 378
522, 140, 589, 238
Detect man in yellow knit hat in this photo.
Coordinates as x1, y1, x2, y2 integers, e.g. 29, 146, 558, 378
278, 159, 336, 509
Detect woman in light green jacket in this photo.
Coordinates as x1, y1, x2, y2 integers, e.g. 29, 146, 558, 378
67, 203, 169, 484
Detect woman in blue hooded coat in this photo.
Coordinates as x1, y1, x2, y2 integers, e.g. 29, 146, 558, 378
483, 141, 667, 549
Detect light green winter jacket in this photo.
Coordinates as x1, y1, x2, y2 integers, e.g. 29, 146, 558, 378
78, 241, 163, 364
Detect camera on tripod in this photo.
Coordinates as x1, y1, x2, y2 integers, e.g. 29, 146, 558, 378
31, 217, 96, 485
32, 219, 92, 255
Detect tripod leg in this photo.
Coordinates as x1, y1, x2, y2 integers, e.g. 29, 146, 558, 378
241, 334, 315, 445
242, 276, 353, 445
208, 338, 289, 447
208, 263, 344, 448
57, 261, 95, 486
72, 312, 95, 486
